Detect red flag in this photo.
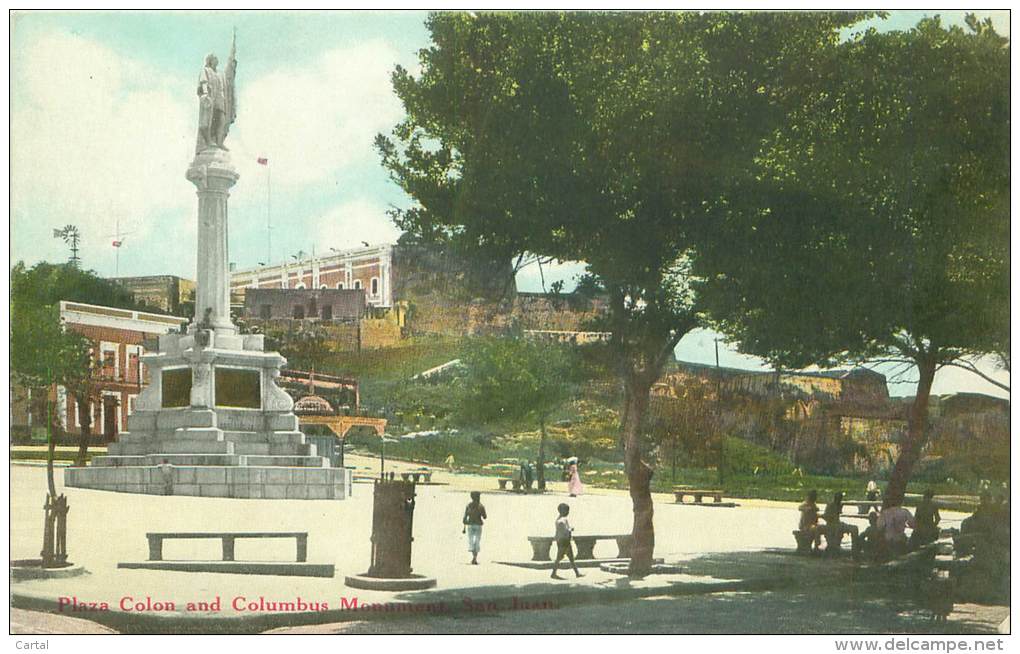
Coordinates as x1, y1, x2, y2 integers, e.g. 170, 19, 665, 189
112, 240, 122, 247
257, 157, 268, 165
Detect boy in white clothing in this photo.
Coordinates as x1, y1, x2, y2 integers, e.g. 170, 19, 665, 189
551, 503, 583, 579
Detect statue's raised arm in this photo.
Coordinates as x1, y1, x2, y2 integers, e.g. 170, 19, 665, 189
194, 32, 238, 154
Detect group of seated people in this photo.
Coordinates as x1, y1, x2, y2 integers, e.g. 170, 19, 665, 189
798, 488, 943, 560
957, 491, 1010, 553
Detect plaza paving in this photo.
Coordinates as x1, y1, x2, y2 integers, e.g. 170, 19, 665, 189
10, 457, 976, 634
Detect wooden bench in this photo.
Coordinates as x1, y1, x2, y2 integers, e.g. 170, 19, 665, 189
400, 471, 433, 484
146, 532, 308, 563
674, 488, 723, 504
527, 534, 632, 561
498, 478, 522, 491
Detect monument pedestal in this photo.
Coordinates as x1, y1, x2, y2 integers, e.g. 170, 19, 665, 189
65, 148, 349, 500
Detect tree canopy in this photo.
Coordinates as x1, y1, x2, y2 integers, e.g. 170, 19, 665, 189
10, 262, 146, 386
11, 261, 146, 313
379, 10, 871, 573
11, 261, 157, 464
693, 15, 1009, 502
458, 337, 577, 426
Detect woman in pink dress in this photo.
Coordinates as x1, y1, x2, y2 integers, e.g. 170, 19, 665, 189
567, 462, 584, 497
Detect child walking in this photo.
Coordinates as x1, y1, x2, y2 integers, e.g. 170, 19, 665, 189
551, 503, 583, 579
462, 491, 487, 565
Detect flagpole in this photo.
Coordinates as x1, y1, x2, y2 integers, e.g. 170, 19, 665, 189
267, 163, 272, 265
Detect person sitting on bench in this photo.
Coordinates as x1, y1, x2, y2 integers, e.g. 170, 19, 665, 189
798, 490, 823, 552
822, 491, 860, 553
859, 511, 885, 560
877, 497, 915, 557
909, 489, 941, 549
961, 492, 995, 537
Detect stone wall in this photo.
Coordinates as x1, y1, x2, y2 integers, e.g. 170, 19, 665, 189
248, 318, 398, 353
405, 293, 607, 338
392, 242, 516, 303
511, 293, 607, 331
406, 299, 505, 336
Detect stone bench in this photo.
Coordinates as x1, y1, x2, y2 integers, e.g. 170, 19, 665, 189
793, 526, 854, 553
400, 471, 432, 484
674, 488, 723, 504
498, 478, 522, 491
527, 534, 632, 561
146, 531, 308, 563
841, 500, 881, 515
792, 530, 816, 554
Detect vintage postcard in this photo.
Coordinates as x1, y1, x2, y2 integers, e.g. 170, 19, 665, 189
7, 7, 1011, 642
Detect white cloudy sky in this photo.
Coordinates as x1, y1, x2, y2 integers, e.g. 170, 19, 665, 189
9, 10, 1010, 398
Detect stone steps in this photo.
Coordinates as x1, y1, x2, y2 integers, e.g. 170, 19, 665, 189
116, 429, 226, 444
271, 443, 316, 456
109, 442, 312, 457
91, 454, 244, 467
64, 464, 352, 500
244, 455, 326, 468
109, 439, 235, 456
90, 453, 325, 468
233, 443, 271, 455
224, 430, 307, 446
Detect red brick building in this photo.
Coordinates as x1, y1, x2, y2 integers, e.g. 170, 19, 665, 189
55, 301, 187, 440
231, 244, 393, 308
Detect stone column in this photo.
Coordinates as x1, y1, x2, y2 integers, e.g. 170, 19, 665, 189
186, 148, 239, 335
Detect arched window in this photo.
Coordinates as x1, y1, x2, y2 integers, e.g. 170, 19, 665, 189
371, 277, 380, 296
295, 283, 306, 290
320, 284, 327, 290
336, 282, 345, 289
353, 280, 362, 290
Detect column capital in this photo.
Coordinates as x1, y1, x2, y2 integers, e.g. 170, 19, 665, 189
186, 148, 239, 191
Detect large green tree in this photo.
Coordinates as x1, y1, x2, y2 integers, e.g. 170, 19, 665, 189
458, 337, 578, 488
695, 16, 1009, 503
378, 11, 865, 573
11, 262, 152, 465
12, 261, 142, 311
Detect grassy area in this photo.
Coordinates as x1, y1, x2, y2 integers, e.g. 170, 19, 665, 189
291, 336, 467, 383
353, 429, 981, 511
11, 449, 97, 464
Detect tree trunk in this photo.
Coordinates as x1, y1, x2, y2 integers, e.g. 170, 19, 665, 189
537, 416, 547, 490
46, 387, 56, 497
884, 357, 938, 505
74, 394, 92, 467
623, 379, 655, 577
